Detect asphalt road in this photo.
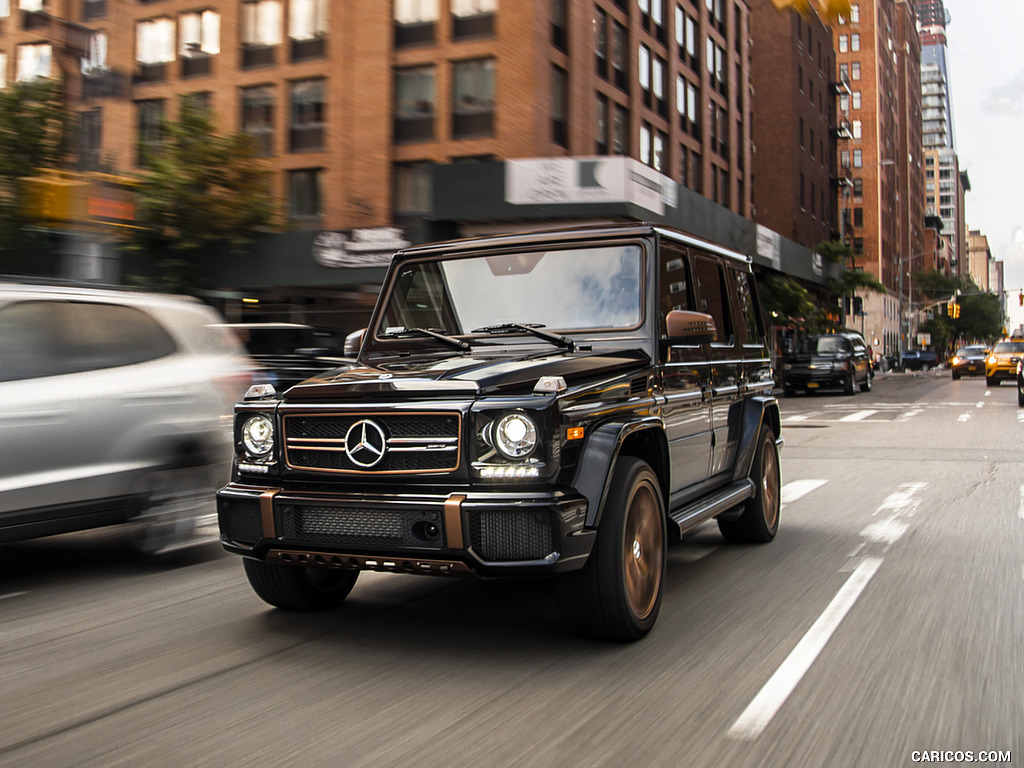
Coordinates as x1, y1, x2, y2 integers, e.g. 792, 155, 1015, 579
1, 369, 1021, 768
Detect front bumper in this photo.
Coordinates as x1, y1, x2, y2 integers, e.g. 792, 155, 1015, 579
782, 370, 852, 391
952, 361, 985, 376
986, 364, 1016, 381
216, 483, 594, 577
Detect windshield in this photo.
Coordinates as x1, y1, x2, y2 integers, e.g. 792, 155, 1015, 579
993, 341, 1024, 354
376, 245, 644, 338
805, 336, 846, 354
957, 346, 985, 356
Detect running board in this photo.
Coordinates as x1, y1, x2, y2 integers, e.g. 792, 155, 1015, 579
668, 479, 755, 536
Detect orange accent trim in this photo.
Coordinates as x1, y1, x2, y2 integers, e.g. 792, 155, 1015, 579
260, 489, 279, 538
566, 426, 585, 440
444, 495, 466, 550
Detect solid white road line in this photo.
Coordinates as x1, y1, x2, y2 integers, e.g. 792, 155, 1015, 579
838, 410, 877, 422
781, 479, 827, 506
1019, 485, 1024, 521
727, 557, 884, 741
0, 592, 28, 601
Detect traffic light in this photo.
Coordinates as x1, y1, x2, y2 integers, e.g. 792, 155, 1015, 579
948, 302, 960, 319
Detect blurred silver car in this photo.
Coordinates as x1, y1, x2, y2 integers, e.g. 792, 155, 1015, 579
0, 282, 251, 556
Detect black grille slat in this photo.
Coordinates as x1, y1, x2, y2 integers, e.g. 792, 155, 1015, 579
284, 412, 460, 474
469, 509, 554, 562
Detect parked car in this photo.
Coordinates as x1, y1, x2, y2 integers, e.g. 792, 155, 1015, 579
985, 340, 1024, 386
223, 322, 357, 392
899, 349, 939, 372
0, 282, 250, 555
216, 222, 783, 641
950, 345, 988, 379
779, 332, 873, 396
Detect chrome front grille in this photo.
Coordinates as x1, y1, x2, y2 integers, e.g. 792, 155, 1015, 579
283, 411, 461, 474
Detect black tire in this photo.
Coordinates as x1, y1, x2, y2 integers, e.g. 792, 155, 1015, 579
987, 377, 997, 387
860, 371, 872, 393
243, 559, 359, 611
128, 459, 215, 560
921, 364, 931, 372
1018, 382, 1024, 407
844, 373, 856, 396
556, 457, 666, 642
952, 372, 961, 380
718, 425, 781, 544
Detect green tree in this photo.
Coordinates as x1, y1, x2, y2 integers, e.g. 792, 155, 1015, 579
129, 100, 278, 292
814, 240, 887, 328
0, 80, 70, 273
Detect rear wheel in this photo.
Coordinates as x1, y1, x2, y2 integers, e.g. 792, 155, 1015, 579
556, 457, 665, 642
860, 371, 872, 393
844, 373, 856, 395
243, 559, 359, 611
1018, 380, 1024, 407
987, 377, 997, 387
718, 425, 781, 544
129, 460, 216, 559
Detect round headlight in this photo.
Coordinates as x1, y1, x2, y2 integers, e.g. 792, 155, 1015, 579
494, 413, 537, 460
241, 414, 275, 457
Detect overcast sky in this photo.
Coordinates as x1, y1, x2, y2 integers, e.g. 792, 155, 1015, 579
942, 0, 1024, 330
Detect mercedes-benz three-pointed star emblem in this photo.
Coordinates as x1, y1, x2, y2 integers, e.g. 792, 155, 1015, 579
344, 419, 387, 468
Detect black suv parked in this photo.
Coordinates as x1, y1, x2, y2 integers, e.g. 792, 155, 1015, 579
216, 223, 782, 641
780, 332, 873, 396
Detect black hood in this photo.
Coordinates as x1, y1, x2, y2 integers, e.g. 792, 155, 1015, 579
283, 348, 650, 400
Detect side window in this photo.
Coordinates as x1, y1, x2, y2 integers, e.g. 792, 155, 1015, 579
693, 254, 735, 345
0, 300, 63, 381
57, 302, 177, 373
730, 267, 762, 346
659, 245, 691, 324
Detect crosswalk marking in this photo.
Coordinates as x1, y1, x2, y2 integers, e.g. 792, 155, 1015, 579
781, 479, 827, 507
839, 410, 877, 422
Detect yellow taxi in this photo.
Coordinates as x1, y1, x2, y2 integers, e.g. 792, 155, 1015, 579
985, 339, 1024, 387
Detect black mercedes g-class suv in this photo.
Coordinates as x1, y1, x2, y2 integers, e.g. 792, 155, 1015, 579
217, 222, 782, 641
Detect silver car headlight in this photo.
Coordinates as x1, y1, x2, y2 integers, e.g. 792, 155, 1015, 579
493, 412, 538, 460
241, 414, 275, 458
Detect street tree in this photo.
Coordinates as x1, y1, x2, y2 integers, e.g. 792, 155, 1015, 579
129, 100, 277, 292
0, 80, 69, 273
815, 240, 887, 328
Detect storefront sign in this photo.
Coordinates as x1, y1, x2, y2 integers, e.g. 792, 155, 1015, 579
505, 157, 677, 215
313, 227, 410, 268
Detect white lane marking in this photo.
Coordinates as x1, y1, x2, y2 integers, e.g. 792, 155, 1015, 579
1019, 485, 1024, 521
781, 479, 827, 506
876, 483, 928, 514
727, 557, 883, 741
958, 413, 972, 423
783, 414, 809, 422
1017, 411, 1024, 424
899, 408, 923, 422
860, 517, 911, 549
839, 410, 877, 422
0, 592, 28, 601
976, 401, 985, 408
984, 391, 992, 397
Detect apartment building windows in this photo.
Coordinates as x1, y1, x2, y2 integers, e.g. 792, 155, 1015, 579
77, 108, 102, 170
706, 39, 726, 95
853, 177, 863, 196
452, 0, 496, 40
551, 65, 568, 148
16, 42, 52, 81
838, 35, 847, 53
611, 21, 628, 91
394, 66, 435, 144
83, 0, 105, 21
395, 0, 437, 47
135, 18, 174, 82
640, 122, 652, 166
612, 104, 628, 155
654, 130, 666, 172
849, 4, 859, 23
675, 6, 698, 69
135, 99, 165, 166
242, 85, 276, 156
853, 149, 862, 168
81, 31, 108, 75
0, 53, 6, 89
289, 78, 325, 152
452, 58, 494, 139
652, 55, 666, 116
639, 44, 651, 106
639, 46, 666, 114
289, 0, 327, 61
851, 61, 860, 80
596, 93, 609, 154
241, 0, 282, 68
852, 91, 861, 109
180, 10, 220, 78
393, 162, 432, 216
853, 207, 863, 226
852, 119, 861, 139
676, 75, 700, 139
288, 168, 321, 221
551, 0, 567, 51
850, 34, 860, 52
595, 7, 608, 79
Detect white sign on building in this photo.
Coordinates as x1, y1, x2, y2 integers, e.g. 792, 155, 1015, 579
505, 157, 677, 216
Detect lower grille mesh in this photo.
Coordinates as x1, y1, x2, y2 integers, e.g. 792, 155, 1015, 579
218, 497, 262, 545
279, 504, 443, 549
469, 509, 554, 562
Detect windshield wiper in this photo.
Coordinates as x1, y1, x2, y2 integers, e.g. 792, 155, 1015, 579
472, 322, 577, 353
380, 327, 472, 351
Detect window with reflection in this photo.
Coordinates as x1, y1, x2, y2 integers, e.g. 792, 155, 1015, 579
395, 0, 438, 47
289, 78, 325, 152
394, 66, 435, 143
452, 0, 495, 39
242, 85, 275, 156
289, 0, 327, 61
452, 58, 494, 139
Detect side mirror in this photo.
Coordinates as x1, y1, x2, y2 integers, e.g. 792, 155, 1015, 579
344, 328, 366, 357
665, 310, 717, 345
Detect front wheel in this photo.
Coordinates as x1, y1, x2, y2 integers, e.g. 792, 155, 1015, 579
243, 559, 359, 611
1017, 381, 1024, 407
860, 371, 872, 393
556, 457, 666, 642
718, 425, 781, 543
987, 377, 997, 387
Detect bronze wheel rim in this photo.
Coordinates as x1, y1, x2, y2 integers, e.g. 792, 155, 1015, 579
760, 438, 780, 530
623, 479, 663, 621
